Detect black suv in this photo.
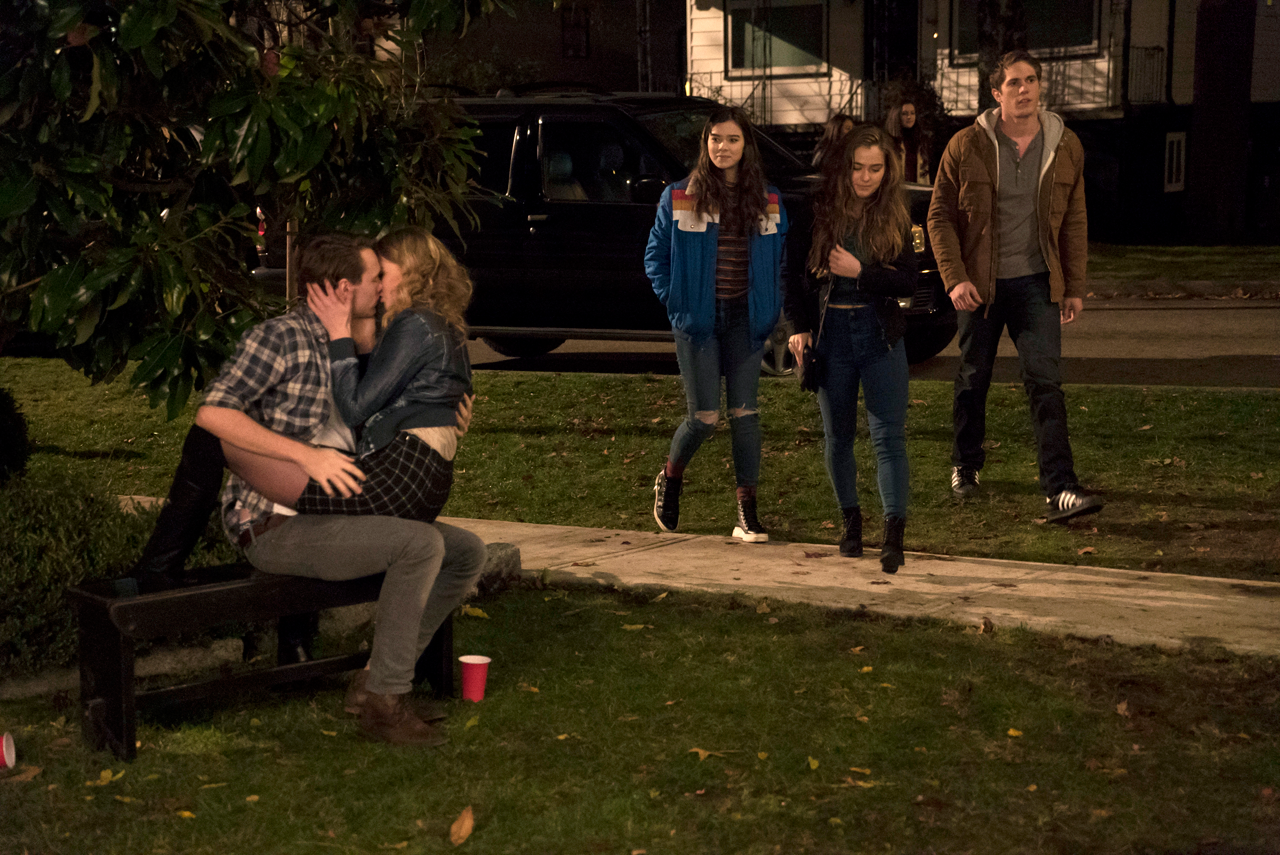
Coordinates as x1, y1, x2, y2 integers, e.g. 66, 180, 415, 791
448, 93, 957, 363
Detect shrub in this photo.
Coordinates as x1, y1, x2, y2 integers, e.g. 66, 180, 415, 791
0, 469, 237, 675
0, 386, 31, 485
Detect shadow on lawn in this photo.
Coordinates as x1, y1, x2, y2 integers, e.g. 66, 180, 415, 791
32, 443, 144, 461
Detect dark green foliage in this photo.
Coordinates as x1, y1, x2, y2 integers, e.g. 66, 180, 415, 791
0, 0, 502, 418
0, 386, 30, 484
0, 469, 236, 675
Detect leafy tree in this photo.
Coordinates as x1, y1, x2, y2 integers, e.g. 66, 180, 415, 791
0, 0, 498, 418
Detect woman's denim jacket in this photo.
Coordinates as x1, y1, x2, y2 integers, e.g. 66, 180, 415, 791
327, 307, 472, 456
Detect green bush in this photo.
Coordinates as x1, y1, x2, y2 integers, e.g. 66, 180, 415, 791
0, 469, 237, 675
0, 386, 31, 485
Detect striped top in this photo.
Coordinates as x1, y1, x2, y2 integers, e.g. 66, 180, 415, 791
716, 228, 749, 300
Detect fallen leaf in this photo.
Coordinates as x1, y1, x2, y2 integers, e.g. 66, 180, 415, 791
460, 605, 490, 619
465, 716, 479, 729
450, 805, 475, 846
517, 683, 540, 692
1078, 547, 1097, 555
556, 734, 569, 740
1251, 472, 1264, 479
913, 747, 927, 753
757, 752, 769, 760
1091, 809, 1112, 819
1137, 425, 1152, 431
767, 617, 779, 624
850, 646, 865, 654
246, 795, 259, 802
849, 767, 871, 775
320, 730, 337, 737
802, 551, 828, 559
622, 624, 653, 631
880, 683, 895, 688
755, 600, 771, 614
808, 756, 820, 770
860, 666, 873, 673
828, 817, 843, 826
1027, 784, 1037, 792
200, 782, 228, 789
1007, 728, 1023, 737
689, 748, 724, 761
1116, 700, 1130, 717
114, 795, 137, 803
3, 766, 41, 783
177, 810, 196, 819
857, 715, 869, 723
617, 714, 639, 721
979, 617, 995, 634
652, 592, 668, 601
820, 520, 836, 529
649, 789, 660, 799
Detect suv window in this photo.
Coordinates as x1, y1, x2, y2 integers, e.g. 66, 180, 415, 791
635, 108, 804, 178
473, 121, 517, 193
539, 120, 667, 203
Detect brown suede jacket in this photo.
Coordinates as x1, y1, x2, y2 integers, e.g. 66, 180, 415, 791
926, 108, 1088, 306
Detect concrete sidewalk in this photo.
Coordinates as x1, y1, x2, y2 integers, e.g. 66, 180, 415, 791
444, 517, 1280, 658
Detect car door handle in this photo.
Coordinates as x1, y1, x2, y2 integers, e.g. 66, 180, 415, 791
527, 214, 549, 222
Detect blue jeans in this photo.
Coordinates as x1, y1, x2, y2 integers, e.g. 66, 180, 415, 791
952, 272, 1078, 496
668, 297, 764, 487
816, 306, 910, 517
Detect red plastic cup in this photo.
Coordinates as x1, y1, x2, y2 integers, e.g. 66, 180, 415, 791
459, 655, 491, 702
1, 733, 14, 770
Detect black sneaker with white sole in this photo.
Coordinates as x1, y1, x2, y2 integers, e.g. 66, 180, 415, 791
653, 469, 682, 532
1045, 487, 1104, 523
950, 465, 979, 498
732, 495, 769, 542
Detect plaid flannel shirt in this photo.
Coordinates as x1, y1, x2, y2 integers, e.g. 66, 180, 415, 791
201, 308, 333, 544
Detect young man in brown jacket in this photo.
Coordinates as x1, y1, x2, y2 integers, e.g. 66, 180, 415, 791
927, 49, 1103, 523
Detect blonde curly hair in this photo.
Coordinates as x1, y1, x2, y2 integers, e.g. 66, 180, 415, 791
373, 227, 473, 335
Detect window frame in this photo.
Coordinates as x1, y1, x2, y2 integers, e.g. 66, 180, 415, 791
723, 0, 830, 81
945, 0, 1104, 68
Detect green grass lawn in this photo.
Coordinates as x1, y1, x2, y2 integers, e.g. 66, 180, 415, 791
2, 586, 1278, 854
1, 361, 1278, 852
2, 358, 1277, 581
1087, 243, 1280, 297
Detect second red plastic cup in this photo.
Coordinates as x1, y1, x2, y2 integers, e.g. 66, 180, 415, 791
459, 655, 492, 702
1, 733, 14, 770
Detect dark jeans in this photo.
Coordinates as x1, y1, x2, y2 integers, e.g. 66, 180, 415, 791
669, 296, 764, 487
952, 272, 1078, 496
817, 306, 910, 517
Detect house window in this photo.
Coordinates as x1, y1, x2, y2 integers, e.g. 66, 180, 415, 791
951, 0, 1100, 58
727, 0, 826, 76
562, 5, 590, 60
1164, 132, 1186, 193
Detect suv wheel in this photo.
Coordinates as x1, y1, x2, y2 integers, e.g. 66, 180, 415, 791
480, 336, 566, 358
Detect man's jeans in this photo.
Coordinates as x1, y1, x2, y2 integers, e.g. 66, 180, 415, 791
246, 515, 487, 696
816, 306, 910, 517
952, 272, 1078, 496
669, 296, 764, 487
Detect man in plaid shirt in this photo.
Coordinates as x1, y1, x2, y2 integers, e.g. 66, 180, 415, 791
137, 234, 485, 747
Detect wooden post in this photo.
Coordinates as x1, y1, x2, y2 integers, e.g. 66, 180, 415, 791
285, 218, 299, 304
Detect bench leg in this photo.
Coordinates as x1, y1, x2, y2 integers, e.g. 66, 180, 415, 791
77, 603, 138, 762
277, 612, 320, 665
414, 615, 455, 699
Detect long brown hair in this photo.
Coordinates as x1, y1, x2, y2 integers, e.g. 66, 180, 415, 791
686, 106, 769, 227
374, 227, 473, 335
807, 124, 911, 274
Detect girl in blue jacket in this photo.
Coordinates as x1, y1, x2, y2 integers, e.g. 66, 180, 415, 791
645, 106, 787, 542
223, 227, 473, 525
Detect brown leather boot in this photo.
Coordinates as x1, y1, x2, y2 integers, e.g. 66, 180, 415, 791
344, 670, 447, 722
358, 691, 448, 747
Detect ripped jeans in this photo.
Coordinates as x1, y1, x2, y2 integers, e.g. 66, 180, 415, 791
667, 296, 764, 488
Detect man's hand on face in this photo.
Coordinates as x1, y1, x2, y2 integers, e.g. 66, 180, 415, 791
308, 281, 354, 341
1060, 297, 1083, 325
949, 281, 984, 312
455, 393, 475, 438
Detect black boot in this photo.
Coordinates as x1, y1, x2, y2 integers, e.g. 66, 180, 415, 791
130, 426, 227, 583
839, 506, 863, 557
732, 489, 768, 543
880, 516, 906, 575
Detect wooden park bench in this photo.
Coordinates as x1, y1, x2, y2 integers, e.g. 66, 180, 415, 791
67, 565, 454, 761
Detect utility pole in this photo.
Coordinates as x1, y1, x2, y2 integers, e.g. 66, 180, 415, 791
636, 0, 652, 92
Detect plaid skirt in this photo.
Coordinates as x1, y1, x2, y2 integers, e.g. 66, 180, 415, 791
295, 432, 453, 524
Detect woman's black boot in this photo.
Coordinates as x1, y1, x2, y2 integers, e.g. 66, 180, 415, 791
880, 516, 906, 574
839, 506, 863, 557
130, 426, 228, 582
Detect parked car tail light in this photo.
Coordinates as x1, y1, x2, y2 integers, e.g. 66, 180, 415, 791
912, 225, 925, 253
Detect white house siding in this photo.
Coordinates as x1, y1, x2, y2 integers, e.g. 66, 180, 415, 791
686, 0, 865, 127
